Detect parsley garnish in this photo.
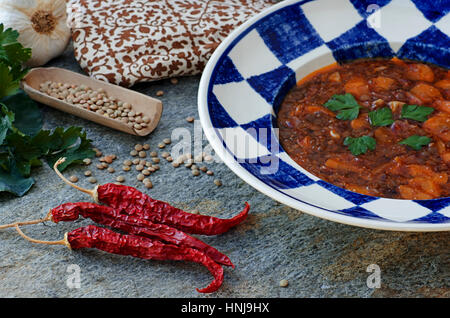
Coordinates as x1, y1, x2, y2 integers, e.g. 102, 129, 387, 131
399, 135, 431, 150
324, 93, 362, 120
343, 136, 376, 156
368, 107, 394, 126
400, 104, 434, 122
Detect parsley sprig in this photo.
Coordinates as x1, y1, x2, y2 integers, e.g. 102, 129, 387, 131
324, 93, 362, 120
399, 135, 431, 150
343, 136, 376, 156
400, 104, 434, 122
369, 107, 394, 127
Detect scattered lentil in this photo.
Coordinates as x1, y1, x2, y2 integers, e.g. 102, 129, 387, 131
137, 174, 145, 181
158, 143, 165, 149
83, 158, 92, 165
138, 151, 147, 158
152, 157, 160, 164
279, 279, 289, 288
170, 78, 178, 85
206, 170, 214, 176
96, 164, 104, 170
84, 170, 92, 177
192, 170, 200, 176
186, 116, 195, 123
144, 180, 153, 189
156, 90, 164, 96
161, 152, 170, 158
130, 150, 138, 156
163, 138, 171, 145
214, 179, 222, 186
136, 164, 144, 171
150, 151, 158, 157
88, 177, 97, 184
134, 144, 143, 151
143, 143, 150, 150
116, 176, 125, 183
132, 159, 140, 165
107, 167, 115, 173
123, 160, 132, 166
69, 176, 78, 183
122, 165, 131, 171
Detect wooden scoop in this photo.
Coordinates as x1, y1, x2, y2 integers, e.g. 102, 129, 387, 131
21, 67, 163, 136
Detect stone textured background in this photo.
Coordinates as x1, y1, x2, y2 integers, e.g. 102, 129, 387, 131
0, 46, 448, 298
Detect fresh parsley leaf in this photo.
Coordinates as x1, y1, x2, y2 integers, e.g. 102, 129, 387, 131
0, 103, 14, 144
399, 135, 431, 150
343, 136, 376, 156
324, 93, 362, 120
0, 160, 34, 197
369, 107, 394, 127
0, 62, 20, 99
1, 90, 42, 136
0, 24, 32, 70
400, 104, 434, 122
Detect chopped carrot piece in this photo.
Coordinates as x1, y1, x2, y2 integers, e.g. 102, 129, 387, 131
410, 83, 442, 104
405, 63, 435, 82
371, 76, 395, 91
305, 106, 335, 117
325, 158, 363, 173
423, 113, 450, 142
407, 165, 448, 184
344, 77, 369, 98
435, 79, 450, 90
328, 72, 341, 83
433, 100, 450, 114
408, 177, 441, 197
350, 113, 369, 130
374, 127, 394, 143
398, 185, 434, 200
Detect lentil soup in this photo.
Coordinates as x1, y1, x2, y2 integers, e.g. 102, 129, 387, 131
277, 58, 450, 200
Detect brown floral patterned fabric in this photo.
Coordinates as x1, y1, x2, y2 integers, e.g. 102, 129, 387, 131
66, 0, 277, 87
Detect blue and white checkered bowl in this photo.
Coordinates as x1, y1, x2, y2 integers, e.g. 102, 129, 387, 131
198, 0, 450, 231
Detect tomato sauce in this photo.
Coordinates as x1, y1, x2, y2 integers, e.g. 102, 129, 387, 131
277, 58, 450, 199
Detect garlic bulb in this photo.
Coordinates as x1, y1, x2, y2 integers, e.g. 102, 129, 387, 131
0, 0, 71, 67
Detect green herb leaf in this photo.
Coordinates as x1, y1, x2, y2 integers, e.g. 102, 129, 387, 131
343, 136, 376, 156
0, 62, 20, 99
0, 103, 14, 144
368, 107, 394, 127
400, 104, 434, 122
0, 161, 34, 196
399, 135, 431, 150
0, 24, 32, 70
1, 90, 42, 136
324, 93, 362, 120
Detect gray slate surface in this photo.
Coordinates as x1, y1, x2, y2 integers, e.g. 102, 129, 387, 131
0, 45, 449, 298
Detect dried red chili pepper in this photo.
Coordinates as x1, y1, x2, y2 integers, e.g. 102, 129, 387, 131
14, 224, 224, 293
54, 158, 250, 235
50, 202, 234, 267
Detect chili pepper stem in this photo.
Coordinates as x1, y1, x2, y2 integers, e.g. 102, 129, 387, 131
53, 157, 98, 201
0, 212, 52, 230
14, 224, 71, 249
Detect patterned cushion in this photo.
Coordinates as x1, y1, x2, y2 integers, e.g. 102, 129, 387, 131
66, 0, 277, 86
